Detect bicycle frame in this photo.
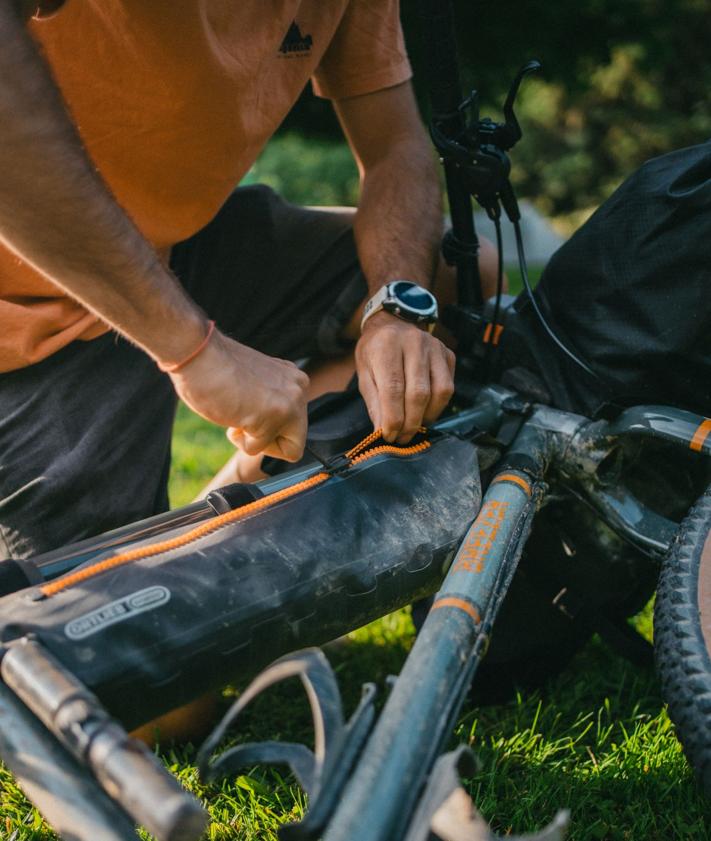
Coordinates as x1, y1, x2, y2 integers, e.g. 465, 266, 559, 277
2, 384, 704, 841
311, 402, 711, 840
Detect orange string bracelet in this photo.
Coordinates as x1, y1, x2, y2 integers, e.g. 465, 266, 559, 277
158, 320, 216, 374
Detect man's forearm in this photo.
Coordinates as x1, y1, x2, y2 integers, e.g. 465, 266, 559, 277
0, 2, 205, 363
353, 134, 442, 297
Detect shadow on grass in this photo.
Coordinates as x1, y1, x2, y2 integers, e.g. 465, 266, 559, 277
458, 640, 710, 841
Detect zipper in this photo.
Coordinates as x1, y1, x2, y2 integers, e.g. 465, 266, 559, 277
38, 429, 431, 599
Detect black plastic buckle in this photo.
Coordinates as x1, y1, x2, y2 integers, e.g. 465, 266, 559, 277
322, 453, 353, 476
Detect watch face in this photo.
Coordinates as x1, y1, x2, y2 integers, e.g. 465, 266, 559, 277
388, 281, 438, 320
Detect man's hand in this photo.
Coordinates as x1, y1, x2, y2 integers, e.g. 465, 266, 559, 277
356, 311, 455, 443
169, 329, 309, 462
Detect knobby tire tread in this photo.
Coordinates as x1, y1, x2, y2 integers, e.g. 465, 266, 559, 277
654, 484, 711, 793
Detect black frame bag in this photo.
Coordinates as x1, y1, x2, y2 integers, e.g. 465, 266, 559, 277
0, 430, 480, 729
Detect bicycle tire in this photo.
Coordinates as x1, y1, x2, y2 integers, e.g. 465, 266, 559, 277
654, 483, 711, 793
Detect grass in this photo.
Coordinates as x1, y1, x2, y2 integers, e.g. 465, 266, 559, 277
168, 405, 235, 504
2, 412, 710, 841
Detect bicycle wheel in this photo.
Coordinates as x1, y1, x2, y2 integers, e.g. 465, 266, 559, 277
654, 483, 711, 793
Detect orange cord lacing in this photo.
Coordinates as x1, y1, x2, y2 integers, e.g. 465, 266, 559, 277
40, 471, 330, 598
344, 426, 428, 460
39, 428, 431, 598
345, 428, 384, 459
350, 440, 430, 466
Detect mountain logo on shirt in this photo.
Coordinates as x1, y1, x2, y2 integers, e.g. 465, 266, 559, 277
279, 21, 313, 57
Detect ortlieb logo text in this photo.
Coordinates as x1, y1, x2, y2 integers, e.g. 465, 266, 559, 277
64, 586, 171, 640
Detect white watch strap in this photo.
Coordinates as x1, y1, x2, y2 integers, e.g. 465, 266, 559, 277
360, 284, 390, 332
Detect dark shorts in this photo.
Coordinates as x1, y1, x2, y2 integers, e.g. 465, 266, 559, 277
0, 186, 366, 560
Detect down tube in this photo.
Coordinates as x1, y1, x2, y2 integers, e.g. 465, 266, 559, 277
323, 470, 539, 841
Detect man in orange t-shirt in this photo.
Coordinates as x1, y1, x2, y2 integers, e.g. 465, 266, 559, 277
0, 0, 496, 559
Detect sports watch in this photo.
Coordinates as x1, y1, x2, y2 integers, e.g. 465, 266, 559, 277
360, 280, 439, 333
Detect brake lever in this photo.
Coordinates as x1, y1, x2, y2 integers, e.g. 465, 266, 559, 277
494, 59, 542, 150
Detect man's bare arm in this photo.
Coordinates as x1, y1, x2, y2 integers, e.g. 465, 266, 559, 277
335, 82, 455, 442
0, 1, 309, 461
335, 82, 442, 297
0, 0, 207, 360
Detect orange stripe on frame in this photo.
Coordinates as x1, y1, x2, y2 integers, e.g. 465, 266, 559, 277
690, 418, 711, 453
492, 472, 532, 496
432, 597, 481, 623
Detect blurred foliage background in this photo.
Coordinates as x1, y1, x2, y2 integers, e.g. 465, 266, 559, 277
247, 0, 711, 234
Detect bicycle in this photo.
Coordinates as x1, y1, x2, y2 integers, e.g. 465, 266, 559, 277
0, 2, 709, 840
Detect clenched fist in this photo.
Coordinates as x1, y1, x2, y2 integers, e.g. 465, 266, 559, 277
168, 328, 309, 462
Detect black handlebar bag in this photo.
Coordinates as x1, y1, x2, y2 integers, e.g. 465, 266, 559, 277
506, 140, 711, 418
0, 430, 480, 729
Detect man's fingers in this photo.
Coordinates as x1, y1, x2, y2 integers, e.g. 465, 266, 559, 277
267, 413, 308, 463
228, 427, 272, 457
445, 345, 456, 376
228, 413, 307, 463
260, 435, 303, 463
423, 346, 455, 425
399, 341, 432, 443
358, 368, 381, 430
371, 346, 405, 442
228, 428, 257, 453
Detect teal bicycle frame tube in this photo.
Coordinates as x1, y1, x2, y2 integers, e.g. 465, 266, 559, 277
324, 466, 541, 841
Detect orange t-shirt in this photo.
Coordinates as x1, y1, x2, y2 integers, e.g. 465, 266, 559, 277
0, 0, 411, 372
